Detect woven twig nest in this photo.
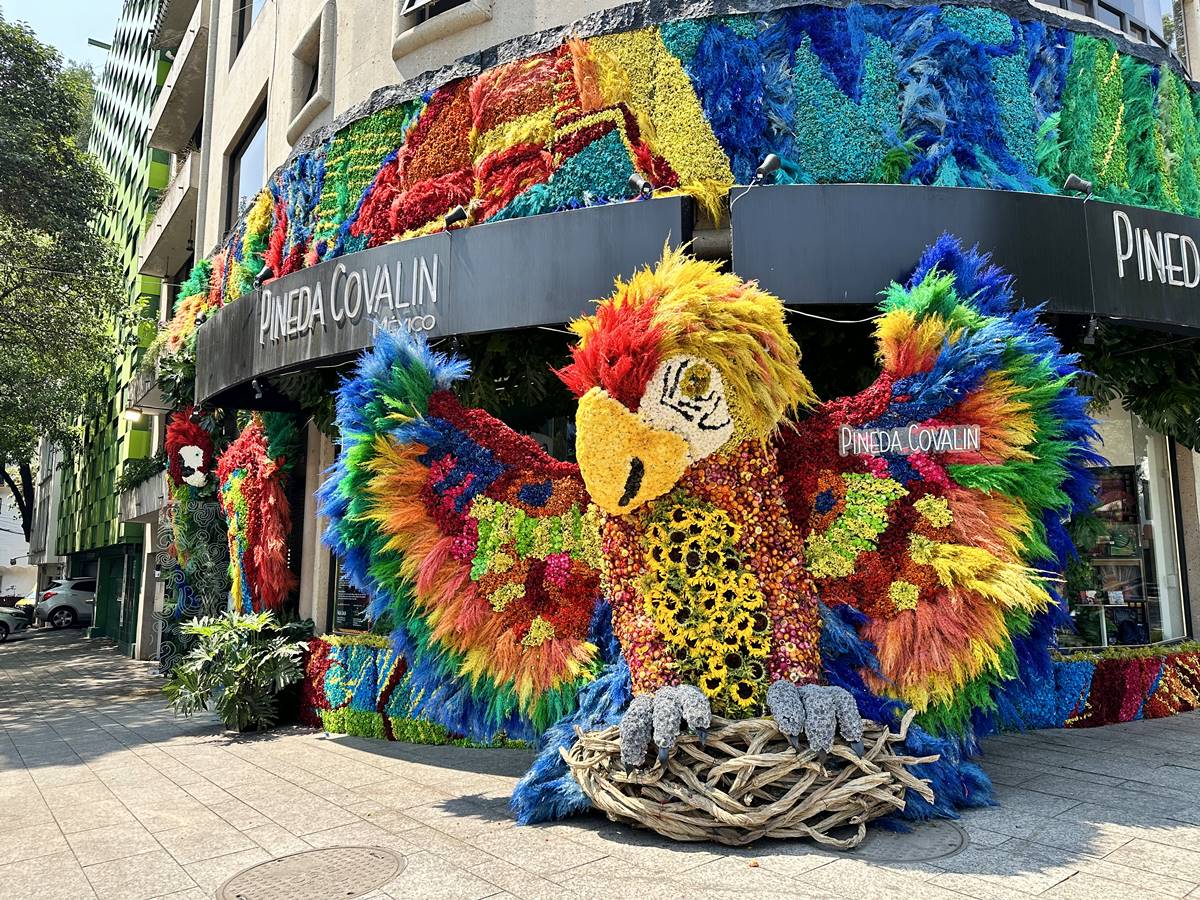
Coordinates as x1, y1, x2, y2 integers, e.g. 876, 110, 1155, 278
563, 708, 936, 848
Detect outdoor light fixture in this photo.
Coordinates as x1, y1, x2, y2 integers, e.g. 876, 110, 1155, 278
254, 266, 274, 287
251, 378, 263, 399
1083, 315, 1098, 345
194, 312, 205, 326
122, 409, 143, 422
754, 154, 782, 184
444, 205, 469, 227
628, 173, 655, 199
189, 407, 204, 424
1063, 173, 1093, 198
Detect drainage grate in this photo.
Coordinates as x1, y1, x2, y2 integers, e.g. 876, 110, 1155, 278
844, 819, 970, 863
217, 847, 405, 900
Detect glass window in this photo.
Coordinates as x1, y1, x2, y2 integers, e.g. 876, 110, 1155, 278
235, 0, 267, 56
225, 106, 266, 231
1096, 3, 1125, 30
401, 0, 470, 26
1062, 406, 1187, 647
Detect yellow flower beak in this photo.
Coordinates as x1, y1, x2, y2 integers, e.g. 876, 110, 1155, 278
575, 387, 689, 516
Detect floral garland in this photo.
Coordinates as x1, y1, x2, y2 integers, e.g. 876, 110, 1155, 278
216, 412, 301, 613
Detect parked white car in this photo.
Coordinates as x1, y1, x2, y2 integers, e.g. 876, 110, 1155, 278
0, 605, 30, 642
34, 578, 96, 629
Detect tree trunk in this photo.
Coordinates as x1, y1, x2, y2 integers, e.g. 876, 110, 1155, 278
0, 463, 34, 542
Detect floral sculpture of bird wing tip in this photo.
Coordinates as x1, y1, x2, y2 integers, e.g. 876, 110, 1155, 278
778, 232, 1103, 740
320, 328, 608, 744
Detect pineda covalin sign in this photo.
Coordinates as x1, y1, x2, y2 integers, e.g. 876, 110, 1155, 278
1112, 210, 1200, 288
258, 253, 442, 345
839, 425, 982, 457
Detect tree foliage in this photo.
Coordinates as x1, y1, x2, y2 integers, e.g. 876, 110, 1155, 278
0, 19, 106, 233
1075, 323, 1200, 452
0, 18, 124, 536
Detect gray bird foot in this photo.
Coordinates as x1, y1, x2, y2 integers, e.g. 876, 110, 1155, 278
618, 684, 712, 767
765, 680, 864, 755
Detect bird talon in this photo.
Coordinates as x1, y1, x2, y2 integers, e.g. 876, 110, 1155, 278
657, 746, 670, 767
852, 740, 864, 757
695, 727, 708, 749
787, 734, 800, 752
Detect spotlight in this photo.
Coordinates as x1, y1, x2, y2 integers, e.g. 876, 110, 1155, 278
1083, 315, 1098, 345
444, 205, 469, 227
189, 407, 204, 424
194, 312, 205, 327
628, 173, 654, 199
251, 378, 263, 400
1063, 173, 1093, 197
254, 266, 274, 287
754, 153, 782, 184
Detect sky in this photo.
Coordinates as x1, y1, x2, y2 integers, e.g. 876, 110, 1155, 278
1, 0, 126, 70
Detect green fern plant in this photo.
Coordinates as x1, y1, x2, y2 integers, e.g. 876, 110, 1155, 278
163, 611, 312, 732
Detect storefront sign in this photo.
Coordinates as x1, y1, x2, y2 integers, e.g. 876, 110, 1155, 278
731, 184, 1200, 332
195, 197, 691, 408
838, 425, 981, 456
259, 252, 443, 344
1112, 210, 1200, 288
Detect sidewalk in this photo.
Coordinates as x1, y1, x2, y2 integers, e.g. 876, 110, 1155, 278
1, 628, 1199, 900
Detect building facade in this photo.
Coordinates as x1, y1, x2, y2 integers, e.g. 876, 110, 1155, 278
54, 0, 166, 656
129, 0, 1200, 671
27, 439, 65, 595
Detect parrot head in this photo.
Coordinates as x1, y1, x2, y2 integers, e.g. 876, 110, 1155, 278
557, 248, 815, 516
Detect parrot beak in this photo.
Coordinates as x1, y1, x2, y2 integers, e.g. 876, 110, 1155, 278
575, 387, 689, 516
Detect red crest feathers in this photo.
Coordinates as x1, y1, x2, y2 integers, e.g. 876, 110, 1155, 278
556, 300, 664, 411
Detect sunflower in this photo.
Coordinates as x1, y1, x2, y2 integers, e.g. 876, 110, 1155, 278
731, 612, 755, 641
701, 673, 725, 697
745, 633, 770, 658
730, 679, 757, 709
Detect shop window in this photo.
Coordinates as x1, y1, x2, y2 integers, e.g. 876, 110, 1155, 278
224, 102, 267, 231
1063, 406, 1187, 648
234, 0, 267, 59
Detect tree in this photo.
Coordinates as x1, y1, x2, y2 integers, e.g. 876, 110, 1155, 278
0, 18, 124, 540
1075, 323, 1200, 453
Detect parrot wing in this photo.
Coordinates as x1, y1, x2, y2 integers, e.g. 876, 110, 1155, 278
777, 234, 1101, 736
319, 331, 606, 742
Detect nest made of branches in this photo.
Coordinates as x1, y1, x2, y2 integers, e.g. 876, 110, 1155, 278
562, 709, 936, 848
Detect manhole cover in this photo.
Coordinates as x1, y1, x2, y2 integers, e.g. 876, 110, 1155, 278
843, 819, 969, 863
217, 847, 405, 900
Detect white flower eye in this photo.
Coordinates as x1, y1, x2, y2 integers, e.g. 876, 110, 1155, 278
638, 355, 734, 461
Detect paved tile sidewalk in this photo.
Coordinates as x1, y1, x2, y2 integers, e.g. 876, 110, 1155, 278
2, 629, 1199, 899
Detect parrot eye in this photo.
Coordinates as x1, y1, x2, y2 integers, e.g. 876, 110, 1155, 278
639, 355, 734, 461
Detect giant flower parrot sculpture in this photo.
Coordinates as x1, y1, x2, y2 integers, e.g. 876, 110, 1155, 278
320, 236, 1097, 822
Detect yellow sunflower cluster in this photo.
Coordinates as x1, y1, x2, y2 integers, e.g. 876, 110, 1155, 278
639, 499, 772, 715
